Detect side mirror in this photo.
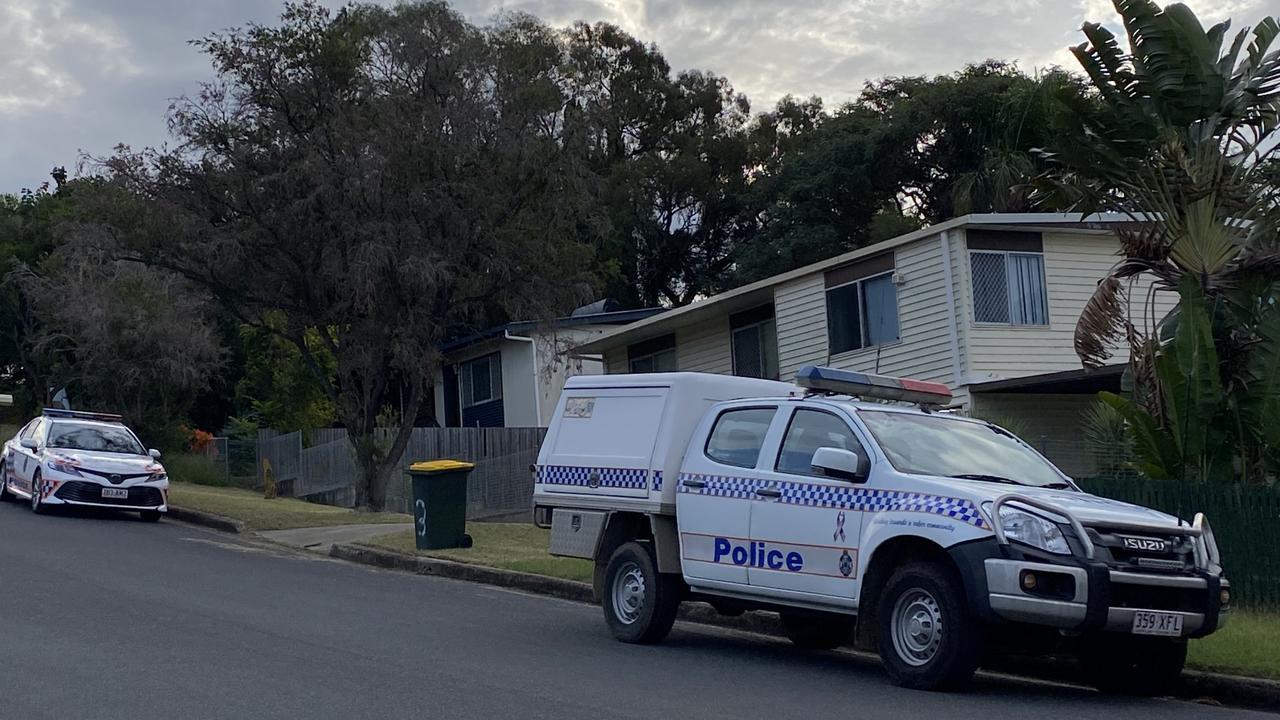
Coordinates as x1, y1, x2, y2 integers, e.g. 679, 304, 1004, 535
812, 447, 869, 483
19, 438, 39, 451
149, 449, 162, 460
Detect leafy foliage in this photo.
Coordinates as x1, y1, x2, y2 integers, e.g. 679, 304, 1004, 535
1042, 1, 1280, 482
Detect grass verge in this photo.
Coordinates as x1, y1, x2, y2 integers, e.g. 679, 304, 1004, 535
167, 482, 409, 532
364, 524, 593, 583
1188, 611, 1280, 680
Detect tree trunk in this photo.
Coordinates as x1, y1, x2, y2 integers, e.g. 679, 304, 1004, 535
345, 379, 425, 511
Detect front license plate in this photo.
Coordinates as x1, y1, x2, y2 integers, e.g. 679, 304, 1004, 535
1131, 611, 1183, 636
101, 487, 129, 500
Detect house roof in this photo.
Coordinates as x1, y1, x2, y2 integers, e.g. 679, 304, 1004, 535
574, 212, 1134, 356
440, 307, 664, 355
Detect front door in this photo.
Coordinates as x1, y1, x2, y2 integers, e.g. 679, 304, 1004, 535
747, 407, 868, 602
676, 405, 780, 586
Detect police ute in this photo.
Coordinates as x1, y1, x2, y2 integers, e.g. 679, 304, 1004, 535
1, 409, 169, 521
532, 367, 1229, 692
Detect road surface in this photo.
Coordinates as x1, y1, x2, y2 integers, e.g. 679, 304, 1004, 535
0, 502, 1268, 720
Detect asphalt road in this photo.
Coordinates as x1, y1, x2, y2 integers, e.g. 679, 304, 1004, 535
0, 502, 1270, 720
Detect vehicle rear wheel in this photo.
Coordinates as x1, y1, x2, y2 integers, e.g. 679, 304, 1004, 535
139, 510, 162, 523
30, 471, 46, 514
602, 541, 680, 644
1080, 634, 1186, 695
779, 609, 856, 650
0, 460, 12, 502
876, 562, 980, 690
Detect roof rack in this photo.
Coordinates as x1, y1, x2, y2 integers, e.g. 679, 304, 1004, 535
41, 408, 124, 423
795, 366, 953, 406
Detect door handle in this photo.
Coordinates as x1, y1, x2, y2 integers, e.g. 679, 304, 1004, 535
755, 487, 782, 498
681, 479, 707, 489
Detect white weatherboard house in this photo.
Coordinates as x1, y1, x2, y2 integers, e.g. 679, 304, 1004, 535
574, 213, 1172, 479
433, 301, 662, 428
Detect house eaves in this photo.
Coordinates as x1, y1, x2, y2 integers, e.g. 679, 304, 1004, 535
574, 212, 1135, 356
440, 307, 664, 355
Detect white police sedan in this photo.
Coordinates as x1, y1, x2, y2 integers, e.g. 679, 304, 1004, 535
0, 409, 168, 521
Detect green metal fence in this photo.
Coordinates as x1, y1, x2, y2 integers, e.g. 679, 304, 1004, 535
1081, 478, 1280, 610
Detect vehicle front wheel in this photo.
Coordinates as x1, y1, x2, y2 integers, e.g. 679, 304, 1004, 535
779, 609, 856, 650
1080, 634, 1186, 695
139, 510, 162, 523
876, 562, 981, 690
30, 472, 47, 514
0, 461, 12, 502
602, 541, 680, 644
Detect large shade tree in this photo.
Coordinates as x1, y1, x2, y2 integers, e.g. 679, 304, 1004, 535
1037, 0, 1280, 482
103, 2, 597, 508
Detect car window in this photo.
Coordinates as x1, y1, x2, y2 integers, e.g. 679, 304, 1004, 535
775, 409, 861, 477
858, 410, 1065, 487
705, 407, 776, 469
46, 422, 146, 455
21, 419, 43, 442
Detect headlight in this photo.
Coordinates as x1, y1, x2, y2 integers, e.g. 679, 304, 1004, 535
998, 505, 1071, 555
149, 473, 168, 483
46, 456, 83, 477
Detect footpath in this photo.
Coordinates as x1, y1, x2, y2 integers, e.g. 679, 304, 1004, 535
166, 483, 1280, 713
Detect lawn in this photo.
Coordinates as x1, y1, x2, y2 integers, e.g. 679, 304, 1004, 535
168, 482, 410, 532
364, 523, 594, 583
1188, 611, 1280, 680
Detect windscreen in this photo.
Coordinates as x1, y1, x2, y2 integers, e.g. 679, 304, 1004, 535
46, 422, 146, 455
857, 410, 1067, 488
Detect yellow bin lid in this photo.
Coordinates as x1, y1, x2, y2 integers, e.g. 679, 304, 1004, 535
409, 459, 475, 473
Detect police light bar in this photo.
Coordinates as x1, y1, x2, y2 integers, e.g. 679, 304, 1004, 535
795, 366, 953, 406
42, 408, 124, 423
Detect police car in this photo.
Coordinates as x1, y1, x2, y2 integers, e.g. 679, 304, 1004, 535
532, 367, 1229, 693
0, 409, 169, 521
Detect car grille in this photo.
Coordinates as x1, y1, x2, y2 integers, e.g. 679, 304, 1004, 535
55, 482, 163, 507
75, 468, 152, 485
1088, 526, 1196, 573
1109, 582, 1206, 613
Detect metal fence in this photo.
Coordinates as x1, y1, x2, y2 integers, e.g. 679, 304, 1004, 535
256, 426, 545, 519
1081, 477, 1280, 610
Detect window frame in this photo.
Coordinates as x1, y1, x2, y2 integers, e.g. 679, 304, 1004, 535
460, 352, 503, 409
825, 269, 901, 355
969, 249, 1050, 327
729, 310, 778, 380
702, 405, 779, 470
773, 407, 866, 479
627, 334, 678, 374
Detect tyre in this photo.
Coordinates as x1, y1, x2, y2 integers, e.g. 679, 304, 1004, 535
602, 541, 680, 644
139, 510, 162, 523
30, 471, 47, 514
779, 609, 856, 650
1080, 634, 1186, 695
0, 461, 12, 502
876, 562, 981, 690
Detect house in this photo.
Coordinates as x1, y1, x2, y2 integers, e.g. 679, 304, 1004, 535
573, 213, 1173, 478
433, 301, 662, 428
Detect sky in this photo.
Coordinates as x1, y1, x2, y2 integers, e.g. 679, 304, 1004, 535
0, 0, 1272, 193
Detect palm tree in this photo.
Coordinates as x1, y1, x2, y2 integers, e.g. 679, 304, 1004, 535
1035, 0, 1280, 482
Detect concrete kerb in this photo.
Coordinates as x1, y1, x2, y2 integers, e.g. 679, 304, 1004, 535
329, 542, 1280, 713
166, 506, 246, 534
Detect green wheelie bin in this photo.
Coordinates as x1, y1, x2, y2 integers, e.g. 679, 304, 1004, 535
406, 460, 475, 550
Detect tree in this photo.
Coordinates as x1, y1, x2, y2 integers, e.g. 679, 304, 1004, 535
103, 2, 596, 508
1037, 0, 1280, 482
563, 23, 753, 306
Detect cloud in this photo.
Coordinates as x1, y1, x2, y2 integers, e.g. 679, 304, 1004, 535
0, 0, 1273, 191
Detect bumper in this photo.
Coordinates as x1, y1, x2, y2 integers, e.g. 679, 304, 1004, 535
41, 478, 168, 511
952, 540, 1228, 639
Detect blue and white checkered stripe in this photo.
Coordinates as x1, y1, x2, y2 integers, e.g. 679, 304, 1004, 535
536, 465, 649, 490
651, 471, 664, 491
677, 473, 988, 529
